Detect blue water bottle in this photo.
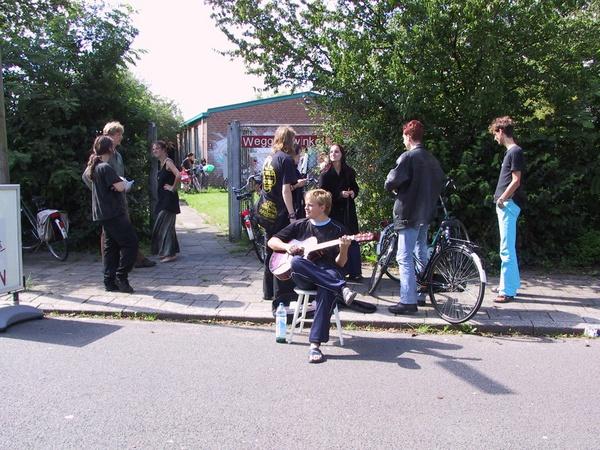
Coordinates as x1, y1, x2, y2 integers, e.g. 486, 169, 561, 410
275, 302, 287, 343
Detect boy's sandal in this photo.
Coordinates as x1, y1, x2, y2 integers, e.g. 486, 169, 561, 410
160, 255, 177, 263
308, 347, 326, 364
494, 295, 514, 303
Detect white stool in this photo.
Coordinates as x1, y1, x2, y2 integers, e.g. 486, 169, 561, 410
287, 288, 344, 346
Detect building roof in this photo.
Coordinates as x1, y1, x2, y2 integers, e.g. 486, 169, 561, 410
183, 91, 317, 126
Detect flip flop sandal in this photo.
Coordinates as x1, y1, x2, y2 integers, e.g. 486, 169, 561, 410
494, 295, 514, 303
308, 347, 326, 364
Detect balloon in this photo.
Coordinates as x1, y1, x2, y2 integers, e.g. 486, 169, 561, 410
204, 164, 215, 173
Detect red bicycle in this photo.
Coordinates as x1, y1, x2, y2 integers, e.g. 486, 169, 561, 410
233, 175, 266, 263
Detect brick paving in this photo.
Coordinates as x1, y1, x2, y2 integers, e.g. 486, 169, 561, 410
3, 204, 599, 335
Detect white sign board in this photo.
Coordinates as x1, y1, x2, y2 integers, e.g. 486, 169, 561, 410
0, 185, 24, 294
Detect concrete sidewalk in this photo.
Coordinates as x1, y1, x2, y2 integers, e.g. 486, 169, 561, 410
3, 204, 599, 335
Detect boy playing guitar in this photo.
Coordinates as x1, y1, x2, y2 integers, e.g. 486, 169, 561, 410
268, 189, 362, 364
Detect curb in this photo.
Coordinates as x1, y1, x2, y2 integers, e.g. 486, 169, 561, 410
40, 307, 592, 336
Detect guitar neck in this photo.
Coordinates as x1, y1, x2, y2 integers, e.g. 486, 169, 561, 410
310, 235, 356, 252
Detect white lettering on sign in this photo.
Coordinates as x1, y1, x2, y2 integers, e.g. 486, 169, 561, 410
241, 135, 320, 148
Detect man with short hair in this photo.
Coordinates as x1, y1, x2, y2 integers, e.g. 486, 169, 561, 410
489, 116, 525, 303
268, 189, 357, 363
385, 119, 444, 315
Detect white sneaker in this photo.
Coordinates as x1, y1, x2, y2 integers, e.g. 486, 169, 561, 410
341, 286, 357, 305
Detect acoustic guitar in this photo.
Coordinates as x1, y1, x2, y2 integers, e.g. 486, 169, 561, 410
269, 232, 375, 281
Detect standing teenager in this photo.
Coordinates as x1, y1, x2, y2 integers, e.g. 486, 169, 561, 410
318, 143, 362, 280
87, 135, 138, 293
489, 116, 525, 303
385, 120, 444, 315
258, 126, 299, 307
151, 140, 181, 263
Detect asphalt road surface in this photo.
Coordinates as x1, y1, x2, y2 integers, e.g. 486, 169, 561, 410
1, 317, 599, 449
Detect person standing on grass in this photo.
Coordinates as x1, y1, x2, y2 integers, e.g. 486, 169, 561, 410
489, 116, 526, 304
385, 119, 444, 315
87, 135, 138, 293
151, 140, 181, 263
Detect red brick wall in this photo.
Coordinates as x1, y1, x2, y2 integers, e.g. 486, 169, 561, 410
194, 97, 322, 184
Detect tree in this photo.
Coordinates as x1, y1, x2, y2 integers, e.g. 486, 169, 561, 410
1, 0, 182, 245
207, 0, 600, 266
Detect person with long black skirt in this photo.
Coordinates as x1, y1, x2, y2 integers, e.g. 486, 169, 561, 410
87, 135, 139, 293
318, 143, 363, 280
151, 140, 181, 263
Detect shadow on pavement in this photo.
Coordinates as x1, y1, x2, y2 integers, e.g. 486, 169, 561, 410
327, 335, 514, 395
1, 317, 121, 347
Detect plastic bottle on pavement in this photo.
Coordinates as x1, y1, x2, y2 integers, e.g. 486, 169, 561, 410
275, 302, 287, 343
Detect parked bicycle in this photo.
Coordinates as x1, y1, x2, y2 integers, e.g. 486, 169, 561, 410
368, 180, 485, 324
233, 175, 266, 263
180, 167, 202, 193
20, 196, 69, 261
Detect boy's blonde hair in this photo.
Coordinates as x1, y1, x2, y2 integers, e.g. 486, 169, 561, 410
305, 189, 332, 215
103, 121, 124, 136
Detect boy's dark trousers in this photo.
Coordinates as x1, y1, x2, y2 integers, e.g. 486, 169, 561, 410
290, 256, 345, 344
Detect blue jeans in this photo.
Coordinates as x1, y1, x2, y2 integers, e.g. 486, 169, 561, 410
396, 225, 429, 305
496, 200, 521, 296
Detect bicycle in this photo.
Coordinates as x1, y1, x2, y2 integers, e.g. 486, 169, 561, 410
21, 196, 69, 261
233, 175, 266, 263
180, 168, 202, 193
368, 182, 485, 324
373, 191, 470, 284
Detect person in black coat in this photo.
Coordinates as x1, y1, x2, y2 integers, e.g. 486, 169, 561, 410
318, 144, 362, 280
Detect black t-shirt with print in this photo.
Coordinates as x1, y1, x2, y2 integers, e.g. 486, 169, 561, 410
261, 150, 298, 212
274, 218, 347, 268
92, 162, 127, 221
494, 145, 526, 208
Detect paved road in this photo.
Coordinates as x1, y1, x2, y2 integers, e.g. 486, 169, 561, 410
1, 317, 599, 449
2, 204, 599, 334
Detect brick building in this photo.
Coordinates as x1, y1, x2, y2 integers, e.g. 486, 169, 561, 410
180, 92, 321, 183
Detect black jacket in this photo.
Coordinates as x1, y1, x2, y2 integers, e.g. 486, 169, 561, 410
384, 145, 444, 229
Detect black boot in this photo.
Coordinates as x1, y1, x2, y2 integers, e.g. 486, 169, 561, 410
116, 278, 134, 294
388, 302, 418, 315
104, 279, 119, 292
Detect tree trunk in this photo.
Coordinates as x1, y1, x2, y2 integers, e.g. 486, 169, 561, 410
0, 50, 10, 184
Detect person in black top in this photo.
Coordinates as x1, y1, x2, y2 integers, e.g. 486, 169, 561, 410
151, 140, 181, 263
87, 135, 139, 293
384, 120, 444, 315
258, 126, 300, 305
292, 144, 308, 219
318, 143, 362, 280
489, 116, 525, 303
181, 152, 195, 172
268, 189, 358, 364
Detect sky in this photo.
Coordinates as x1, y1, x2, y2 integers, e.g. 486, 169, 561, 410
118, 0, 265, 121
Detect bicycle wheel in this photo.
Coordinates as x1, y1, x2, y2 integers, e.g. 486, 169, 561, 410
20, 205, 40, 251
428, 244, 486, 324
252, 223, 266, 263
368, 231, 397, 295
46, 219, 69, 261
